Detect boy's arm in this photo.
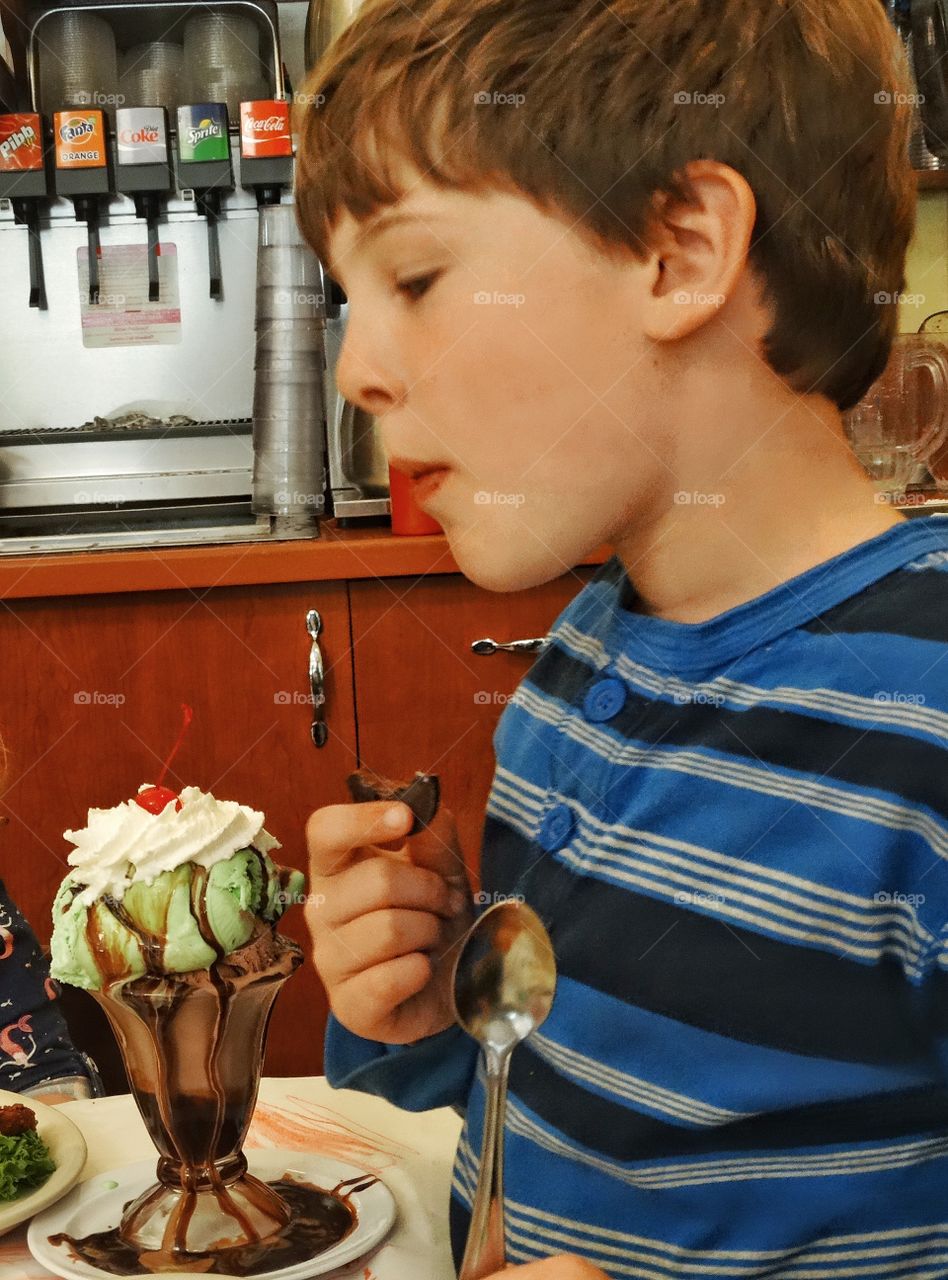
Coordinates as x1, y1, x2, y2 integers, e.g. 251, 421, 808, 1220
324, 1014, 478, 1112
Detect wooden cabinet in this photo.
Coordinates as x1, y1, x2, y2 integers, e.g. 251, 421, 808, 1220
1, 580, 355, 1085
0, 563, 595, 1084
350, 570, 597, 888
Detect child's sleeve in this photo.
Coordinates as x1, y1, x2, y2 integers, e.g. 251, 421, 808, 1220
0, 879, 91, 1095
325, 1013, 478, 1113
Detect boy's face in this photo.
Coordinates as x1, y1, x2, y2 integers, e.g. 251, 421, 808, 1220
329, 177, 668, 591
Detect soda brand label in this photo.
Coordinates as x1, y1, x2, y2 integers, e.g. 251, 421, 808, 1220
54, 110, 106, 168
116, 108, 168, 165
176, 105, 230, 163
0, 114, 44, 171
239, 100, 292, 158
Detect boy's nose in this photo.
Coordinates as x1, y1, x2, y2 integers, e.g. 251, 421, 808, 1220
335, 330, 402, 418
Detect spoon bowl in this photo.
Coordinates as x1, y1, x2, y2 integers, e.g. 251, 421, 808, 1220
452, 900, 556, 1280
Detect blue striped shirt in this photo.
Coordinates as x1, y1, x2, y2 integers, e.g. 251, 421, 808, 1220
326, 516, 948, 1279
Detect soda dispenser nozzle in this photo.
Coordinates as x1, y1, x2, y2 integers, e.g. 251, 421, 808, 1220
0, 113, 49, 310
176, 104, 232, 301
53, 109, 110, 306
116, 108, 172, 303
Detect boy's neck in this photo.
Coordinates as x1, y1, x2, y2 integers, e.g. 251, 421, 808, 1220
613, 395, 905, 625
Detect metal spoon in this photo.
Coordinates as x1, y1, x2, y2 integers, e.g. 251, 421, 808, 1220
452, 901, 557, 1280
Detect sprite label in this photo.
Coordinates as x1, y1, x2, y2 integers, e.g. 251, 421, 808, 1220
177, 105, 230, 163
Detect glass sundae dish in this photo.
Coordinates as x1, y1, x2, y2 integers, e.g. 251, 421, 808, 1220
50, 781, 314, 1272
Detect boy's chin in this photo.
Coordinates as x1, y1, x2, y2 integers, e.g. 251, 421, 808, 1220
446, 524, 588, 594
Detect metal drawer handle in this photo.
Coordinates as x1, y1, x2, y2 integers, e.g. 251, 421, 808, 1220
307, 609, 329, 748
471, 636, 549, 656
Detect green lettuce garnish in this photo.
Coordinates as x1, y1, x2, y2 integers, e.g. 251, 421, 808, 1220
0, 1129, 54, 1200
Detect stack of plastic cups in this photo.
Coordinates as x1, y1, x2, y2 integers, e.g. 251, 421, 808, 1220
119, 42, 185, 111
253, 204, 327, 535
38, 11, 119, 119
183, 12, 267, 117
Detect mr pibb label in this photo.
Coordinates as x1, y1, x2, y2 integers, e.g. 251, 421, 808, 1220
0, 114, 44, 171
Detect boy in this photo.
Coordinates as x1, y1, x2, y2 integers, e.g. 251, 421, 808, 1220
298, 1, 948, 1275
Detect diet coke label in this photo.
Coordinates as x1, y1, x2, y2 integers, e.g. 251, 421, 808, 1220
116, 108, 168, 165
240, 100, 292, 158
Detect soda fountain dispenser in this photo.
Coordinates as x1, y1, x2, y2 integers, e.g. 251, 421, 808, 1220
176, 103, 232, 301
0, 112, 49, 309
115, 107, 172, 302
239, 98, 293, 205
53, 108, 110, 305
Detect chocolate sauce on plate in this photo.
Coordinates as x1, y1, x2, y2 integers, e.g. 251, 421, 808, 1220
49, 1176, 368, 1276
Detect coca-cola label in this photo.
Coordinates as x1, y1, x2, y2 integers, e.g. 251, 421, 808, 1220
54, 111, 106, 169
0, 114, 43, 172
116, 108, 168, 165
240, 100, 292, 158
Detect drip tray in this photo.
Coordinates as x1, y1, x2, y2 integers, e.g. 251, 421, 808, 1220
0, 502, 317, 555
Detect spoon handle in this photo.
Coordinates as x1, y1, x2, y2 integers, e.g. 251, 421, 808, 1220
459, 1044, 512, 1280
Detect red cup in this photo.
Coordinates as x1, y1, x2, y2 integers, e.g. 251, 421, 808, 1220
388, 464, 443, 535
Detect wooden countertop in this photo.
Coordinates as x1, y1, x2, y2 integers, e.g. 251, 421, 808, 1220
0, 520, 613, 600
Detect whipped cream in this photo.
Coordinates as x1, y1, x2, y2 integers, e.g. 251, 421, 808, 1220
64, 785, 280, 906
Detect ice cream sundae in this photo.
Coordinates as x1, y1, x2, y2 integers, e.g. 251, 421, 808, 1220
47, 779, 352, 1275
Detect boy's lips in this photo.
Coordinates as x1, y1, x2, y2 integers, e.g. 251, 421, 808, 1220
389, 456, 451, 481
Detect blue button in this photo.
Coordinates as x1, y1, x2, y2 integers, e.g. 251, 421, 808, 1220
583, 677, 627, 723
538, 803, 576, 853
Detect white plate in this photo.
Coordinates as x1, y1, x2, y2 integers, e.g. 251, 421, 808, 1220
28, 1150, 397, 1280
0, 1088, 87, 1236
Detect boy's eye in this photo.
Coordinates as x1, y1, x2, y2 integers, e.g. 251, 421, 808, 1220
395, 271, 441, 302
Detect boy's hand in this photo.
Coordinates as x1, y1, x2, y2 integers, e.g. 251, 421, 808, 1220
482, 1258, 610, 1278
305, 799, 474, 1045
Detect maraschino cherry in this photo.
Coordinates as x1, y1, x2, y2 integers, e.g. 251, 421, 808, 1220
135, 704, 193, 814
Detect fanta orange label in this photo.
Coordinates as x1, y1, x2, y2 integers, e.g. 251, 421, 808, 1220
54, 110, 106, 169
0, 114, 43, 172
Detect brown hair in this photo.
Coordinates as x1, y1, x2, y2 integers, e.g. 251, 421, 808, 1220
295, 0, 916, 411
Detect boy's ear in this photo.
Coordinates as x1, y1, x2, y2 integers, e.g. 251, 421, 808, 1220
640, 160, 757, 343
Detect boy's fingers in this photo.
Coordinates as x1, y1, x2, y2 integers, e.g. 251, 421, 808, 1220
306, 801, 413, 878
314, 907, 444, 985
332, 952, 433, 1030
313, 857, 465, 928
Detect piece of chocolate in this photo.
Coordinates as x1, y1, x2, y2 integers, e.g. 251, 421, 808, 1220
346, 768, 441, 835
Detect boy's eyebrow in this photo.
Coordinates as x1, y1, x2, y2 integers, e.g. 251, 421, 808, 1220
327, 209, 447, 286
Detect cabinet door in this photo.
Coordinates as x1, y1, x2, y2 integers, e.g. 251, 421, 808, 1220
350, 568, 596, 887
0, 580, 355, 1082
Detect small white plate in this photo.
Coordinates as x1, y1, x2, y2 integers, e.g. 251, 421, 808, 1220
28, 1150, 397, 1280
0, 1088, 87, 1237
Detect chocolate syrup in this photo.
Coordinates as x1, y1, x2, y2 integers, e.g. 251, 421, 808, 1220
50, 1177, 361, 1276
